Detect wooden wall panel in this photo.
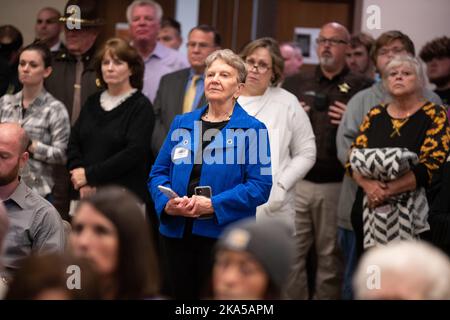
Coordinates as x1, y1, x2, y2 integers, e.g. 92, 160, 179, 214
235, 0, 253, 52
199, 0, 253, 52
275, 0, 353, 43
198, 0, 215, 26
199, 0, 354, 54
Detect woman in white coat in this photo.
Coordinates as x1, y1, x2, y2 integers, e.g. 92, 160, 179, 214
238, 37, 316, 229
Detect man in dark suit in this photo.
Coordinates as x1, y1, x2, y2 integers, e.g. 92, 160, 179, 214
151, 25, 221, 156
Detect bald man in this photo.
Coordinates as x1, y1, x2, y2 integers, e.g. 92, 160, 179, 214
280, 42, 303, 79
0, 123, 65, 279
283, 22, 373, 299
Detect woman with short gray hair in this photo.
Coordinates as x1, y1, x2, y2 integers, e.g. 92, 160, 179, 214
149, 49, 272, 299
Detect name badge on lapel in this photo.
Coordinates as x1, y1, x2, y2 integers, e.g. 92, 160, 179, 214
173, 147, 189, 160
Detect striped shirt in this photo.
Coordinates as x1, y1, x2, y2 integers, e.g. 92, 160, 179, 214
0, 89, 70, 196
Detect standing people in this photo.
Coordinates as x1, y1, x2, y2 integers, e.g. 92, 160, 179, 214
420, 36, 450, 106
158, 17, 183, 50
238, 37, 316, 228
152, 25, 220, 156
149, 49, 272, 299
0, 43, 70, 200
45, 0, 105, 218
127, 0, 188, 103
283, 22, 372, 299
67, 38, 154, 210
0, 25, 23, 95
279, 42, 303, 80
347, 55, 449, 256
345, 33, 375, 79
34, 7, 63, 52
336, 30, 443, 299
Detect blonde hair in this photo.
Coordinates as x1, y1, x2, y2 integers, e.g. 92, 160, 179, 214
382, 55, 426, 95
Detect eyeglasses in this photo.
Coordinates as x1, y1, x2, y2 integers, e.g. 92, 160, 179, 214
245, 58, 271, 73
316, 37, 348, 46
186, 42, 213, 49
377, 46, 406, 57
36, 18, 59, 25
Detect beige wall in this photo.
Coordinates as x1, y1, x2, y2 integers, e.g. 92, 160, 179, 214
360, 0, 450, 57
0, 0, 66, 46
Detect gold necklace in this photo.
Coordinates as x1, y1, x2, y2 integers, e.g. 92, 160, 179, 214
203, 107, 232, 122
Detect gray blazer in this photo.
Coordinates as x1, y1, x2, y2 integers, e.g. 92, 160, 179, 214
151, 68, 207, 157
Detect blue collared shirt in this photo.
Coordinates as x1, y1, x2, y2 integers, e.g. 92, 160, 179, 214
185, 69, 205, 111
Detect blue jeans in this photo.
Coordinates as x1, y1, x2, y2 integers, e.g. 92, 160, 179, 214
337, 227, 357, 300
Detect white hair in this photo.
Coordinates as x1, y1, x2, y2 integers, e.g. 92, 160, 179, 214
354, 241, 450, 300
126, 0, 163, 23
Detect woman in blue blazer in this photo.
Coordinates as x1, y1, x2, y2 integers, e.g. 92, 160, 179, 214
149, 49, 272, 299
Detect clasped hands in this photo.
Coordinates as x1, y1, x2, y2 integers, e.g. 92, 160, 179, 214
165, 195, 214, 218
362, 179, 391, 209
70, 167, 96, 198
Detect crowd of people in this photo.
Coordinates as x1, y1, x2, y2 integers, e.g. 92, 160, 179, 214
0, 0, 450, 300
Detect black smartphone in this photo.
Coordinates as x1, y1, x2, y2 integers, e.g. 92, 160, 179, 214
195, 186, 213, 219
313, 92, 329, 111
194, 186, 212, 198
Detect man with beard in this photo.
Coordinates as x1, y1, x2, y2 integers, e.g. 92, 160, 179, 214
283, 22, 372, 300
420, 36, 450, 106
0, 123, 64, 280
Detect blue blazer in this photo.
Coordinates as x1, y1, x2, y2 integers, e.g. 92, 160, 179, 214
149, 102, 272, 239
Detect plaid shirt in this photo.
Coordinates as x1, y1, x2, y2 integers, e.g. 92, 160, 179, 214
0, 89, 70, 196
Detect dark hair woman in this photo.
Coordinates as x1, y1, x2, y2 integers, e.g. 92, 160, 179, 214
70, 186, 160, 299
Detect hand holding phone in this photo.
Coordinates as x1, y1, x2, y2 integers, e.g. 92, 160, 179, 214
195, 186, 214, 219
158, 185, 179, 199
